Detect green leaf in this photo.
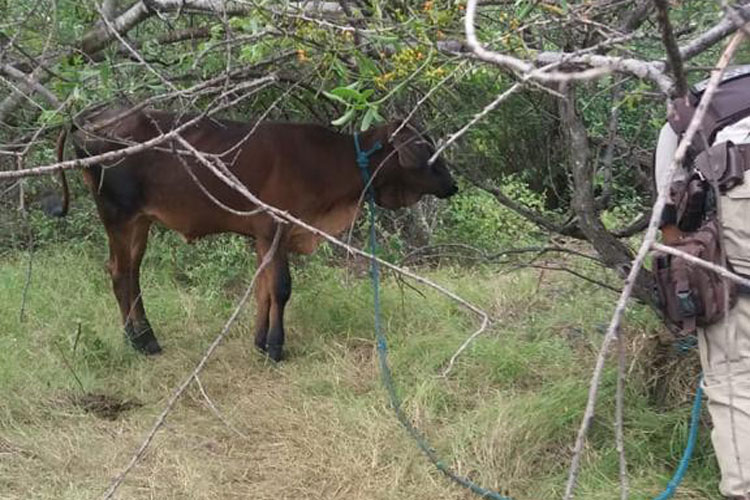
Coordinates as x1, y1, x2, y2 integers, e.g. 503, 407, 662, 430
331, 108, 356, 127
517, 1, 533, 19
360, 107, 375, 131
228, 17, 245, 30
331, 59, 350, 79
322, 91, 348, 104
38, 109, 63, 126
329, 86, 364, 102
210, 24, 224, 39
356, 55, 379, 78
99, 64, 110, 86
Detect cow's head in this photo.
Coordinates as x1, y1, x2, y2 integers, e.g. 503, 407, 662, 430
373, 124, 458, 209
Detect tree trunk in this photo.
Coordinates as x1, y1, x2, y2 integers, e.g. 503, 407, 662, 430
559, 85, 656, 305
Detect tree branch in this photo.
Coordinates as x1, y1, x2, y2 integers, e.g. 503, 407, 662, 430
679, 3, 750, 61
0, 64, 60, 108
654, 0, 688, 97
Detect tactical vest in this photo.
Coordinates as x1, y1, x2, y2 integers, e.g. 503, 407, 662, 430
654, 65, 750, 336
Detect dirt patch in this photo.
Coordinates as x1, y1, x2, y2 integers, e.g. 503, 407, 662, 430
70, 392, 142, 421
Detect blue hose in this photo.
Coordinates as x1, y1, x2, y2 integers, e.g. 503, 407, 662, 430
653, 378, 704, 500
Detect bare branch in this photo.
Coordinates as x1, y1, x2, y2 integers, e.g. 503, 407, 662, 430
441, 315, 489, 377
619, 0, 652, 32
465, 0, 615, 84
652, 242, 750, 289
0, 65, 49, 124
654, 0, 688, 97
79, 1, 153, 56
525, 263, 621, 293
534, 52, 673, 94
615, 307, 629, 500
471, 180, 583, 237
597, 81, 623, 209
432, 30, 645, 166
679, 3, 750, 60
194, 375, 248, 439
560, 85, 639, 284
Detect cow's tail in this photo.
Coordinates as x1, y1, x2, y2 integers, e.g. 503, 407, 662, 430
53, 127, 70, 217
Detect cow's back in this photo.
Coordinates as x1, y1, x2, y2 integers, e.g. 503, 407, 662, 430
72, 107, 356, 244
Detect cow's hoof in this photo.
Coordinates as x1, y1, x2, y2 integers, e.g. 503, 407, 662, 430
125, 323, 162, 355
266, 345, 284, 363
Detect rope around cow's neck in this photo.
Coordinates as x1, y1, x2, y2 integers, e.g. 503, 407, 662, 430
353, 132, 513, 500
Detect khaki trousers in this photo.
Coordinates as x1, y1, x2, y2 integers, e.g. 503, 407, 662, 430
700, 174, 750, 497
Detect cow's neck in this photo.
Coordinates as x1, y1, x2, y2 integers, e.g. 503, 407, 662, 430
304, 126, 393, 241
347, 125, 392, 199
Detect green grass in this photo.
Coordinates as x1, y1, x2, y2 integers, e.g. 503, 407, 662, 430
0, 231, 721, 499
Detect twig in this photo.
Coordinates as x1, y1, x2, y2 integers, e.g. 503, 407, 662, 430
194, 375, 248, 439
441, 314, 490, 377
679, 3, 750, 60
169, 131, 494, 379
72, 322, 82, 356
55, 342, 85, 393
487, 245, 603, 264
0, 64, 61, 108
389, 60, 468, 141
598, 80, 623, 210
651, 243, 750, 289
654, 0, 687, 97
465, 0, 613, 84
431, 31, 639, 168
615, 309, 629, 500
18, 245, 32, 322
526, 263, 621, 293
428, 81, 523, 164
18, 154, 32, 323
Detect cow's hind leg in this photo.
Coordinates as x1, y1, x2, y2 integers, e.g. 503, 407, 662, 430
106, 216, 161, 354
251, 236, 291, 361
128, 217, 159, 354
253, 263, 271, 353
265, 249, 291, 362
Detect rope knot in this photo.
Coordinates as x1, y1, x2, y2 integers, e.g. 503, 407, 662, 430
353, 132, 382, 178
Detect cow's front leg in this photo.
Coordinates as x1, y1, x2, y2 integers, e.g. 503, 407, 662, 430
265, 249, 291, 362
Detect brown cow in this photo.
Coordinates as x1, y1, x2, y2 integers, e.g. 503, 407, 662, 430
55, 105, 457, 361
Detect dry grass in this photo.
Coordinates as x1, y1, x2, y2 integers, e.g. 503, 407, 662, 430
1, 336, 477, 500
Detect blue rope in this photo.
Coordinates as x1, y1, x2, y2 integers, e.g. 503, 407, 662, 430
354, 132, 702, 500
354, 133, 512, 500
675, 336, 699, 354
652, 377, 704, 500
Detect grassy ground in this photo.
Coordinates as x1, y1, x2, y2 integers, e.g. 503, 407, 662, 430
0, 223, 722, 499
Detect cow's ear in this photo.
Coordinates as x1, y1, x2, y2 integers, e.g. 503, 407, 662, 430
389, 123, 428, 169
